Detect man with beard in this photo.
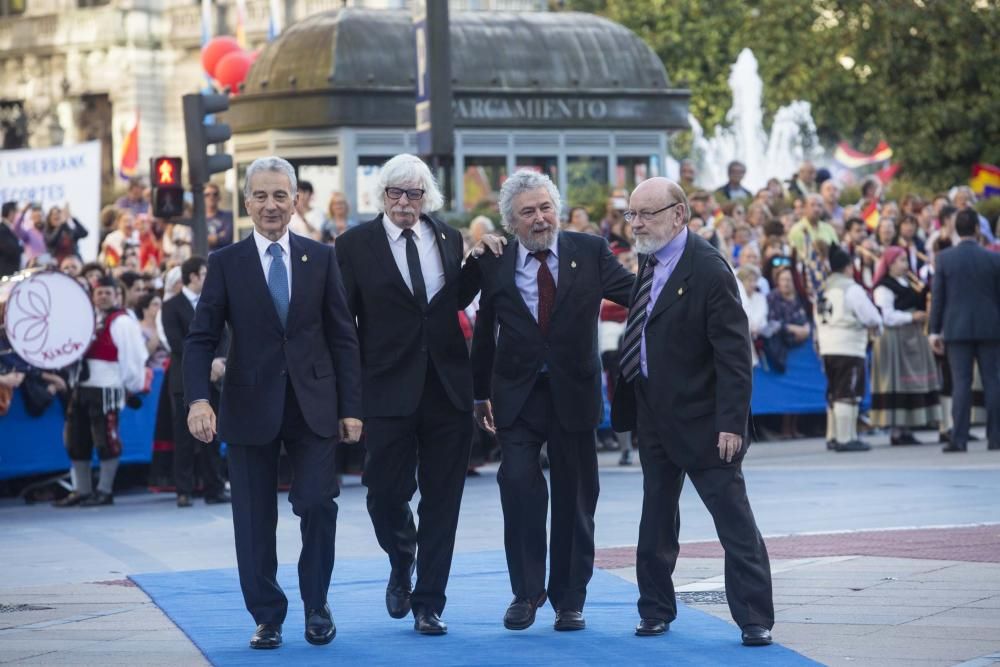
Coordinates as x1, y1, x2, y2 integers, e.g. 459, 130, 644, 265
611, 177, 773, 645
334, 153, 484, 635
471, 170, 634, 632
54, 275, 148, 507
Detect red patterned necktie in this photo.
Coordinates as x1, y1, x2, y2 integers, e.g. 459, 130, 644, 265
531, 250, 555, 336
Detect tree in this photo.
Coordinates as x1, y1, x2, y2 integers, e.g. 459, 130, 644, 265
562, 0, 1000, 190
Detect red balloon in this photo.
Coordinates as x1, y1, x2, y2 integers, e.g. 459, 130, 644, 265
201, 36, 241, 79
214, 51, 253, 91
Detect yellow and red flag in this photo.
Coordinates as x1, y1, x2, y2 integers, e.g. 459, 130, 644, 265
118, 113, 139, 181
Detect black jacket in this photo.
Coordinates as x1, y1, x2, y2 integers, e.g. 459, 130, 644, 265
930, 239, 1000, 342
471, 231, 634, 432
184, 232, 362, 444
335, 214, 480, 417
162, 292, 228, 397
611, 232, 753, 469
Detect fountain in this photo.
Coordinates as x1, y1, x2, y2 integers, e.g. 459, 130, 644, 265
689, 48, 824, 193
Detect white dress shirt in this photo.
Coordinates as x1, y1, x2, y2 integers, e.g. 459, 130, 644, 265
514, 237, 559, 322
181, 285, 199, 309
253, 228, 292, 299
382, 215, 445, 302
82, 313, 149, 393
873, 278, 915, 327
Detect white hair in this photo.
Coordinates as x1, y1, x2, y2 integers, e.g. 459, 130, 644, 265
469, 215, 495, 233
498, 170, 562, 232
373, 153, 444, 213
243, 156, 297, 200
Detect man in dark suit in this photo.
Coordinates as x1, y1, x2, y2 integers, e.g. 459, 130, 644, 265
930, 208, 1000, 452
611, 177, 774, 646
334, 153, 480, 636
185, 156, 362, 650
471, 170, 634, 632
161, 255, 228, 507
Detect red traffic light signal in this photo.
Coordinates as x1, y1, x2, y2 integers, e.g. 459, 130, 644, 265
152, 157, 182, 187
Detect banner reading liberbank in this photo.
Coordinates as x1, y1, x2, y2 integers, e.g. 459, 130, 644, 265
0, 142, 102, 261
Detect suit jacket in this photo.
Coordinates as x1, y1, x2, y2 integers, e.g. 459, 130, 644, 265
611, 232, 753, 469
930, 240, 1000, 342
471, 231, 634, 432
162, 293, 228, 397
334, 214, 479, 417
183, 232, 362, 445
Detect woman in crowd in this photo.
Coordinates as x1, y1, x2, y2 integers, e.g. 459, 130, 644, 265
100, 209, 137, 267
870, 247, 940, 445
320, 191, 356, 244
135, 292, 168, 368
44, 204, 89, 264
766, 266, 813, 437
737, 264, 769, 367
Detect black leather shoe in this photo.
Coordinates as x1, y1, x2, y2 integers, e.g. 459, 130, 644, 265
250, 623, 282, 649
943, 443, 968, 453
176, 494, 192, 508
204, 492, 231, 505
80, 491, 114, 506
989, 443, 1000, 451
413, 608, 447, 635
890, 432, 922, 446
305, 604, 336, 645
386, 562, 415, 619
741, 624, 772, 646
52, 491, 90, 507
834, 439, 871, 452
554, 609, 585, 631
939, 430, 951, 444
635, 618, 669, 636
503, 592, 547, 630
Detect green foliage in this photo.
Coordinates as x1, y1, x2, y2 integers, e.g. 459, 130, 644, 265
561, 0, 1000, 192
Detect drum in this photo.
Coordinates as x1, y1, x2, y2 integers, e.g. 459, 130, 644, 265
0, 270, 95, 370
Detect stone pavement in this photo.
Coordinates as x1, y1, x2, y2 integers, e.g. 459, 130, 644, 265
1, 428, 998, 665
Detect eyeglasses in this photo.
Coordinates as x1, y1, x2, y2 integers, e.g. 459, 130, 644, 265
204, 191, 220, 198
385, 187, 425, 201
623, 201, 681, 223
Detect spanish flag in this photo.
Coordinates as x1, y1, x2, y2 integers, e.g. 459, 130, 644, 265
862, 200, 880, 231
118, 113, 139, 181
971, 163, 1000, 199
833, 140, 892, 170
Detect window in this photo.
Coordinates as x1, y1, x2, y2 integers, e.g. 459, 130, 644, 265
77, 0, 110, 7
294, 159, 340, 225
566, 155, 609, 210
515, 156, 557, 184
616, 156, 660, 190
463, 156, 507, 212
356, 156, 391, 215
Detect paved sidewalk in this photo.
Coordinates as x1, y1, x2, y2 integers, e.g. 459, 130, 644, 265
2, 429, 998, 665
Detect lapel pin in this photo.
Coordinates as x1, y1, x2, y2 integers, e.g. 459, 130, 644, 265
571, 260, 577, 269
677, 287, 684, 295
441, 232, 446, 240
301, 254, 308, 262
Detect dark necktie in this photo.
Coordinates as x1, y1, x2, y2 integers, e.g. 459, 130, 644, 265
619, 255, 658, 382
401, 228, 428, 309
532, 250, 555, 336
267, 243, 289, 329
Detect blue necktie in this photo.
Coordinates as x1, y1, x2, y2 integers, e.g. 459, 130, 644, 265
267, 243, 289, 328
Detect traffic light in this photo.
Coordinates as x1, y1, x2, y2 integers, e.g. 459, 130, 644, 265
182, 92, 233, 186
151, 156, 184, 219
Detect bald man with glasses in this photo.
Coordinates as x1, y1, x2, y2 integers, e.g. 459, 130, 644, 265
611, 177, 774, 647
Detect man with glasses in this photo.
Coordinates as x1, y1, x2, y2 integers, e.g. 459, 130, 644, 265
471, 170, 634, 633
334, 153, 486, 635
611, 177, 774, 646
204, 183, 234, 251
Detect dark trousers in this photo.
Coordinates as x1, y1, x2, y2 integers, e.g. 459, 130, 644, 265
362, 362, 473, 615
496, 375, 599, 613
634, 379, 773, 629
948, 341, 1000, 448
227, 381, 339, 626
171, 393, 225, 497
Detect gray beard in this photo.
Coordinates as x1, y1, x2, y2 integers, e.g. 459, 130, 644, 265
519, 230, 556, 253
634, 237, 668, 255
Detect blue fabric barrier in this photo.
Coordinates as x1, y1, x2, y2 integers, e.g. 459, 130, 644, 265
751, 337, 871, 415
0, 368, 163, 481
131, 550, 817, 666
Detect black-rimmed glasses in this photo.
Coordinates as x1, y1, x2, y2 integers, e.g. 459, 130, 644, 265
385, 187, 426, 201
624, 201, 681, 223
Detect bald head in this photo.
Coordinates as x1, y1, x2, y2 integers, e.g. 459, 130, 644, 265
627, 177, 690, 254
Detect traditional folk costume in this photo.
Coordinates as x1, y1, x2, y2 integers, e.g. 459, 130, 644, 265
870, 247, 940, 443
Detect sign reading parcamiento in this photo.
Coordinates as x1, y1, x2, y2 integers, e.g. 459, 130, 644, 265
453, 97, 610, 122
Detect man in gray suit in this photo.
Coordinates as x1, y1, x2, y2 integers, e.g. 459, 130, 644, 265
929, 209, 1000, 452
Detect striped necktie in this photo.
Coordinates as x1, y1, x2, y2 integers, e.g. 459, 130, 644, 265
267, 243, 289, 329
619, 255, 658, 382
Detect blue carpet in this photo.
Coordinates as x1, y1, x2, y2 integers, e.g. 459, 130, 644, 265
131, 551, 816, 666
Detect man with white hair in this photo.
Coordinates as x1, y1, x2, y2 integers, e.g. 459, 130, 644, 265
470, 170, 634, 632
334, 153, 484, 635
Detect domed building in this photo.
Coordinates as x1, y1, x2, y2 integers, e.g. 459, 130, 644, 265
228, 7, 690, 222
